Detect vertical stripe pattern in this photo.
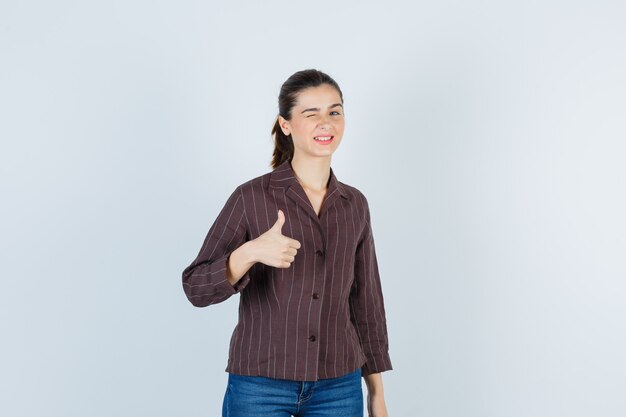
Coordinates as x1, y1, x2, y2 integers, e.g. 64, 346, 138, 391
181, 159, 392, 381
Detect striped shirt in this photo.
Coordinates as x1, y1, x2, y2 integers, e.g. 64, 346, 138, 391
181, 158, 393, 381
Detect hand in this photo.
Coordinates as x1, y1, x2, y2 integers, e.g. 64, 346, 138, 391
250, 209, 301, 268
366, 392, 388, 417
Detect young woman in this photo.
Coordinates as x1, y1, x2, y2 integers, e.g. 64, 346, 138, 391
182, 69, 392, 417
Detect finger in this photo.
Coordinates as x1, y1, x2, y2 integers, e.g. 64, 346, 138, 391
278, 260, 291, 268
272, 209, 285, 234
288, 238, 301, 249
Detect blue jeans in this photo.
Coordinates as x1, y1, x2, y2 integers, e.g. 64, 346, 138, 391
222, 369, 363, 417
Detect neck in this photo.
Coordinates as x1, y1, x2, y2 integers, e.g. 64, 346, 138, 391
290, 155, 331, 192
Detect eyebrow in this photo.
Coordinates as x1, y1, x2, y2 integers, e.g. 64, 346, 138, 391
300, 103, 343, 114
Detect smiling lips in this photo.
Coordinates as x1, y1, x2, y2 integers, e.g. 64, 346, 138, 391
313, 135, 334, 144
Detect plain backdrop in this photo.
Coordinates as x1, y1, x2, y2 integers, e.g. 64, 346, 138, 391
1, 1, 625, 416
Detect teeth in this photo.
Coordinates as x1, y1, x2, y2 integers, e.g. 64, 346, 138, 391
314, 136, 333, 141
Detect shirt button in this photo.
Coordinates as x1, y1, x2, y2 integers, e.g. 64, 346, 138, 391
309, 335, 316, 342
315, 249, 324, 257
312, 293, 319, 299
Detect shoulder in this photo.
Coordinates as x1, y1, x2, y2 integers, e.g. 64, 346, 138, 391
337, 180, 369, 207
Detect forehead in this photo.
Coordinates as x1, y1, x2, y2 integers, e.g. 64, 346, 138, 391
294, 84, 341, 107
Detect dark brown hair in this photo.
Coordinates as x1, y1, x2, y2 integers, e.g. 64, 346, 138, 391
270, 69, 344, 169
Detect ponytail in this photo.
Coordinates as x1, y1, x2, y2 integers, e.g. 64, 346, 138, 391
271, 115, 294, 169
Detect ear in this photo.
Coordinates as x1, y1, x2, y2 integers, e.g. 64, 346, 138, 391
278, 115, 291, 136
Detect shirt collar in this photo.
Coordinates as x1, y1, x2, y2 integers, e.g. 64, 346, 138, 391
269, 159, 349, 199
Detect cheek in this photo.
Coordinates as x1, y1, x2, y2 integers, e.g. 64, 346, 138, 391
295, 120, 314, 133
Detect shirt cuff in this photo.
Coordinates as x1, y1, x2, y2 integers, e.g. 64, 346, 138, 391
361, 352, 393, 377
211, 251, 252, 298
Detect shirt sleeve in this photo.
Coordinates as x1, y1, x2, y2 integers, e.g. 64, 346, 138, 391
349, 194, 393, 377
182, 185, 252, 307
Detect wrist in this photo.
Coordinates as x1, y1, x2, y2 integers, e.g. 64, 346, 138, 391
226, 241, 257, 287
240, 240, 258, 265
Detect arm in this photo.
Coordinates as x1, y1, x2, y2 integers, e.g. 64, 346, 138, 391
349, 195, 392, 416
364, 372, 388, 417
182, 186, 254, 307
364, 372, 385, 396
349, 194, 393, 378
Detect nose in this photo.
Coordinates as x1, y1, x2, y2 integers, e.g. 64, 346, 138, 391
318, 115, 332, 129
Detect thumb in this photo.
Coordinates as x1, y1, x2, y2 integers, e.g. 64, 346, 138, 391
271, 209, 285, 234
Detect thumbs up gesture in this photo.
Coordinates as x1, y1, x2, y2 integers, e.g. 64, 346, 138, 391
250, 209, 301, 268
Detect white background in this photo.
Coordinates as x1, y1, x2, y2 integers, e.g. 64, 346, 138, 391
1, 1, 625, 416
